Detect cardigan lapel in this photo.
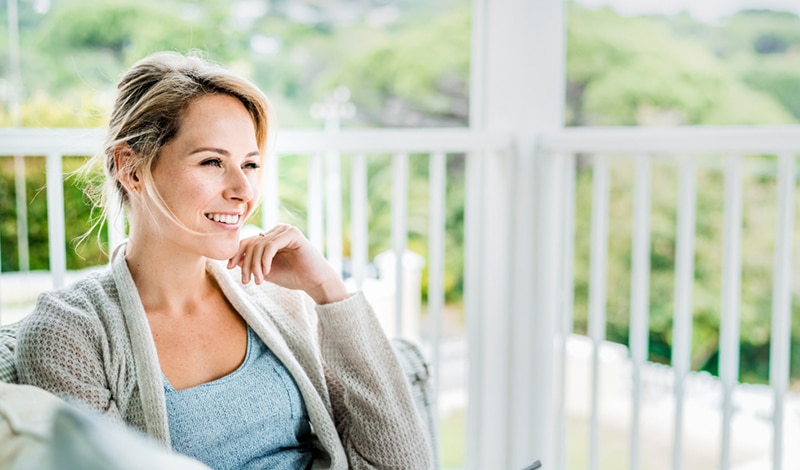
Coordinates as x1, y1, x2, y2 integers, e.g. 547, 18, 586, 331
110, 243, 171, 445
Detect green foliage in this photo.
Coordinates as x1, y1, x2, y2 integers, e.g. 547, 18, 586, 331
740, 57, 800, 121
567, 6, 795, 125
318, 3, 470, 126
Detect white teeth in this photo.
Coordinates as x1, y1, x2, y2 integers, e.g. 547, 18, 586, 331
206, 213, 239, 225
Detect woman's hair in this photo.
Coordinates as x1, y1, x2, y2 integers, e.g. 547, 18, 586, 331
80, 50, 271, 241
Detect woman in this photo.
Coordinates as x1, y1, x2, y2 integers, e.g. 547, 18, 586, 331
15, 51, 432, 469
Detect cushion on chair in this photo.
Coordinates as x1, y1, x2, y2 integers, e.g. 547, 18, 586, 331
0, 381, 210, 470
0, 382, 69, 468
0, 321, 19, 384
46, 404, 211, 470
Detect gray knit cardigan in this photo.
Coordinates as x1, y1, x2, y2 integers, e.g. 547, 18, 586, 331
15, 245, 432, 469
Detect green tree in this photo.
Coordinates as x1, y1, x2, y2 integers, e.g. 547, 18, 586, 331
567, 6, 795, 126
318, 2, 470, 127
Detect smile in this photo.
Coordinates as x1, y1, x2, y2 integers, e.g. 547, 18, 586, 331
205, 213, 241, 225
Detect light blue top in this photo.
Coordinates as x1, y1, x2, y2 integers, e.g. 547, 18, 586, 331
164, 326, 313, 470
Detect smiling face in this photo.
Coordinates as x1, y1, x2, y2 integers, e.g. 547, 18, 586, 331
140, 93, 262, 260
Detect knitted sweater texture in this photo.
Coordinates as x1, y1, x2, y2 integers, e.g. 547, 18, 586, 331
15, 246, 432, 469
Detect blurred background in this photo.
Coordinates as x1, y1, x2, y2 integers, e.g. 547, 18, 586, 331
2, 0, 800, 468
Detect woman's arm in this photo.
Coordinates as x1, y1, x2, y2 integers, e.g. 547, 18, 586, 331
15, 292, 124, 421
316, 293, 433, 469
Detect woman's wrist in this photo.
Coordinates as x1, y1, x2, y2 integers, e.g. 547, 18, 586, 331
307, 278, 349, 305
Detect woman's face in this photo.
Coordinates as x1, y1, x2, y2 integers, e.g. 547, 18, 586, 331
145, 93, 262, 260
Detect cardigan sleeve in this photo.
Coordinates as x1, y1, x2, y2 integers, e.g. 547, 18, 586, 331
315, 292, 433, 469
15, 291, 125, 423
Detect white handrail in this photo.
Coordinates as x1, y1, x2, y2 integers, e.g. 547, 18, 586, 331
540, 125, 800, 153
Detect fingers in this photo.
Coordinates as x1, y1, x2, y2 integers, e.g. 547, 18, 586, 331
230, 224, 304, 285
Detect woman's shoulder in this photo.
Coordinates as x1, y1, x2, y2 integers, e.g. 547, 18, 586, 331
38, 267, 117, 312
20, 267, 120, 338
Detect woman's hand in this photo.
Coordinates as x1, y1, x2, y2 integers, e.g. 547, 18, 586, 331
228, 224, 349, 305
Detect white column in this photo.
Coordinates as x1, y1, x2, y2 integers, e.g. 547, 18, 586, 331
467, 0, 565, 468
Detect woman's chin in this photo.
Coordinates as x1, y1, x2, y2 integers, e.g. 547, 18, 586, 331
205, 242, 241, 261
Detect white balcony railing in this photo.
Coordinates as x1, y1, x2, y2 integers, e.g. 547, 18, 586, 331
539, 125, 800, 470
2, 125, 800, 469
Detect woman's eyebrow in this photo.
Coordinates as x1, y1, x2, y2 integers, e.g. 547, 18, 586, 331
188, 147, 260, 158
189, 147, 229, 156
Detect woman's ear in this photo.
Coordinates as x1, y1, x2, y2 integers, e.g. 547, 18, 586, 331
113, 143, 141, 194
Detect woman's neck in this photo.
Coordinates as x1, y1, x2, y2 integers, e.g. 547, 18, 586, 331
123, 234, 215, 315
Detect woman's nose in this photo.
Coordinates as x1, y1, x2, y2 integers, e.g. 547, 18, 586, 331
224, 167, 256, 202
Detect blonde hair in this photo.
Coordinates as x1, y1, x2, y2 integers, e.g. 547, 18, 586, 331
81, 51, 271, 241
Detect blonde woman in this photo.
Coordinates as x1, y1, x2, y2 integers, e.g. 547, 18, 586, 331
16, 51, 432, 469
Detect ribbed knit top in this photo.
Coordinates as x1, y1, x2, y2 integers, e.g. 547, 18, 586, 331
164, 326, 313, 469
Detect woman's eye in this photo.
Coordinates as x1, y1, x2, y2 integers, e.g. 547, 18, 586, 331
201, 158, 223, 167
243, 161, 261, 170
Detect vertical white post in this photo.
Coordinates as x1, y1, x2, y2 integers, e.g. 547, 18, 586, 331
629, 155, 652, 470
468, 0, 565, 467
556, 153, 576, 470
531, 145, 564, 468
308, 154, 324, 253
588, 154, 610, 470
391, 153, 408, 338
719, 154, 743, 470
14, 156, 29, 271
262, 150, 280, 231
428, 151, 447, 404
770, 152, 795, 470
464, 149, 485, 469
671, 155, 697, 470
350, 153, 368, 290
46, 152, 66, 289
509, 136, 538, 467
325, 150, 343, 274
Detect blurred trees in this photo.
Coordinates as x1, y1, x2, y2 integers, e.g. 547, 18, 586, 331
566, 6, 795, 125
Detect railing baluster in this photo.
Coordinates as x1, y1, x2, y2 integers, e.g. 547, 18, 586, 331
464, 149, 485, 470
14, 155, 29, 272
770, 152, 796, 470
509, 145, 537, 466
629, 155, 652, 470
46, 152, 67, 289
556, 152, 576, 470
428, 151, 446, 384
588, 154, 610, 470
262, 148, 280, 231
719, 154, 743, 469
428, 151, 446, 463
672, 154, 698, 470
307, 153, 324, 253
391, 152, 408, 338
350, 153, 368, 290
325, 150, 343, 275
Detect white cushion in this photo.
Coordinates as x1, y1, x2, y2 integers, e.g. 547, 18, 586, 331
0, 382, 209, 469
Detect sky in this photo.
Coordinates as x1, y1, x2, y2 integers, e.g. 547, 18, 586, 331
574, 0, 800, 23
